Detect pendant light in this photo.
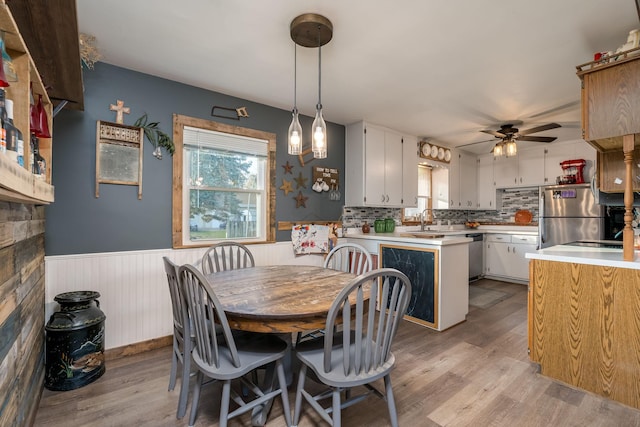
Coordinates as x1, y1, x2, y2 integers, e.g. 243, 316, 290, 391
311, 27, 327, 159
493, 140, 505, 157
287, 43, 302, 155
505, 138, 517, 157
290, 14, 333, 159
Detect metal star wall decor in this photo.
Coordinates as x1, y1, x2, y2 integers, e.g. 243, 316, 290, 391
280, 178, 294, 195
282, 160, 294, 175
294, 171, 308, 189
294, 190, 308, 208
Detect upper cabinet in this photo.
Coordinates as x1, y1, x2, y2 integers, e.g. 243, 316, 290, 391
493, 146, 545, 189
449, 149, 477, 209
543, 140, 596, 185
0, 3, 53, 204
345, 121, 417, 208
577, 54, 640, 150
476, 154, 496, 210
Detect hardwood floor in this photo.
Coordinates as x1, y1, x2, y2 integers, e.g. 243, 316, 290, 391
34, 279, 640, 426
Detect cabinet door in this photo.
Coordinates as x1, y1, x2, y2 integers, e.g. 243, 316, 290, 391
518, 146, 545, 187
401, 134, 418, 207
364, 126, 386, 205
384, 131, 403, 206
477, 154, 496, 209
449, 150, 461, 208
432, 166, 450, 209
459, 151, 477, 209
485, 241, 511, 277
509, 243, 537, 281
494, 155, 518, 188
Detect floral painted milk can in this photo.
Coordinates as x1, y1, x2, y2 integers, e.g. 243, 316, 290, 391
44, 291, 106, 391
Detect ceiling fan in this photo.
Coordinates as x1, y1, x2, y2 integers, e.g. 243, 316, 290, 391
480, 122, 561, 143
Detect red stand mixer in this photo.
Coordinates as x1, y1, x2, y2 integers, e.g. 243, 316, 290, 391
558, 159, 586, 184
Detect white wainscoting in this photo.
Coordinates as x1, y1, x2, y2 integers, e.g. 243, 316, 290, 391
45, 242, 324, 350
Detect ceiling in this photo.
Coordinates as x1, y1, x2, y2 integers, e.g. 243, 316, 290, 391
76, 1, 640, 154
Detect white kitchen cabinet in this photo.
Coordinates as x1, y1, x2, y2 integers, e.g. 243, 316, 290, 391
447, 149, 477, 209
543, 140, 597, 185
485, 234, 538, 282
402, 134, 419, 207
345, 121, 416, 207
493, 155, 519, 188
494, 146, 545, 189
477, 154, 496, 210
518, 146, 545, 187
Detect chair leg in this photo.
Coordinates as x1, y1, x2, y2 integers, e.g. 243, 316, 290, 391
188, 371, 203, 427
384, 374, 399, 427
332, 388, 341, 427
276, 360, 292, 427
176, 347, 190, 419
168, 339, 178, 391
292, 364, 307, 426
219, 380, 231, 427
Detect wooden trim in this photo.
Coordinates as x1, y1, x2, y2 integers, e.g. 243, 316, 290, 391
104, 335, 172, 361
277, 220, 341, 231
171, 114, 277, 248
623, 134, 635, 261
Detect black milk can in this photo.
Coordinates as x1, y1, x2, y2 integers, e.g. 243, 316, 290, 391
44, 291, 106, 391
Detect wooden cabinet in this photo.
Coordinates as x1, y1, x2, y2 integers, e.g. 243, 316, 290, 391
578, 55, 640, 150
476, 154, 496, 209
597, 147, 640, 192
0, 4, 53, 204
345, 121, 416, 207
485, 233, 537, 282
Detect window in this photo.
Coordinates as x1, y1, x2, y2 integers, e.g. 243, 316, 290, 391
403, 165, 433, 222
172, 115, 276, 248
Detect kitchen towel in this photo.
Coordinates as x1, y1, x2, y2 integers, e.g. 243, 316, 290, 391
291, 224, 330, 255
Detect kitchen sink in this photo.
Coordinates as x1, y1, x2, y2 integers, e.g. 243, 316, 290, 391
398, 232, 446, 239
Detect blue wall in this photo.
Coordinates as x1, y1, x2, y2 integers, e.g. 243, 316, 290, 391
46, 63, 345, 255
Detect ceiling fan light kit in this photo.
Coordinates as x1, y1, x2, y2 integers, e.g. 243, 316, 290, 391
479, 122, 561, 156
289, 13, 333, 159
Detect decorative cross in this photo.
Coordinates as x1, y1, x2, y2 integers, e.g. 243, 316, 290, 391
109, 100, 130, 124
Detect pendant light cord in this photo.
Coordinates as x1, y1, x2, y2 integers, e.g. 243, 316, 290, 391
317, 24, 322, 108
293, 43, 297, 111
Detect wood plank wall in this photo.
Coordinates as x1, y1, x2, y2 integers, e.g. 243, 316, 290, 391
0, 201, 46, 426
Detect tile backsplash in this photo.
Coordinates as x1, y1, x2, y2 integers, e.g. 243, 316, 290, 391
342, 188, 539, 229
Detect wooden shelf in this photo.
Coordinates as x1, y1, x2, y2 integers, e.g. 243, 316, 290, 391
0, 2, 54, 204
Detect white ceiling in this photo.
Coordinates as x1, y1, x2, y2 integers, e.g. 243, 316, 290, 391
77, 0, 639, 154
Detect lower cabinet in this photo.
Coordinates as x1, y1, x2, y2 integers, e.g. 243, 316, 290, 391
485, 234, 538, 282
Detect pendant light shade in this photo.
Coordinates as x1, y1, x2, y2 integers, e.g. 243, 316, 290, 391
288, 44, 302, 155
290, 13, 332, 160
493, 141, 504, 157
505, 138, 517, 157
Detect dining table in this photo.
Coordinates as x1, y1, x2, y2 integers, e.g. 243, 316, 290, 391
204, 264, 358, 426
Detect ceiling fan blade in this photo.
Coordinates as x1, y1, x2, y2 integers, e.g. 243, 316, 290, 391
517, 136, 557, 143
480, 129, 504, 137
458, 138, 498, 148
518, 123, 561, 136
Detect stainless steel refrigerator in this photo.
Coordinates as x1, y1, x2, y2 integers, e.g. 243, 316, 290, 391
539, 183, 604, 248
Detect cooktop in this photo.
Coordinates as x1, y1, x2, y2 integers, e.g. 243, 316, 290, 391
564, 240, 623, 249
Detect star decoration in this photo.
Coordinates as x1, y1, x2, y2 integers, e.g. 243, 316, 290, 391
294, 172, 308, 189
280, 178, 293, 195
294, 190, 308, 208
282, 161, 294, 175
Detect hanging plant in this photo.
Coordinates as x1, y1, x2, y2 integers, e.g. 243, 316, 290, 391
134, 113, 174, 159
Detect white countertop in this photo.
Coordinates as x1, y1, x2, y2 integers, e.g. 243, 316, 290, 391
525, 245, 640, 270
346, 230, 472, 246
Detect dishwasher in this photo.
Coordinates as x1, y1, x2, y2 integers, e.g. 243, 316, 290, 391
466, 233, 483, 280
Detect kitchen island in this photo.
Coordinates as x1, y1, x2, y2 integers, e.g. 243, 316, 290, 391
346, 230, 471, 331
526, 245, 640, 409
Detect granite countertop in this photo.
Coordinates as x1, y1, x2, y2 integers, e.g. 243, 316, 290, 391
525, 244, 640, 270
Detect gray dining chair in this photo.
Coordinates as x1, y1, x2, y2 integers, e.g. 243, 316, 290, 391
323, 242, 373, 275
201, 241, 255, 274
296, 243, 374, 345
178, 264, 292, 427
292, 268, 412, 427
163, 256, 192, 419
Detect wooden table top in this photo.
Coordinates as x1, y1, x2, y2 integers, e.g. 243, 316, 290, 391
205, 265, 356, 333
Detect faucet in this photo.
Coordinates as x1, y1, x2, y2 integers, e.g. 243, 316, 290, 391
420, 209, 432, 231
